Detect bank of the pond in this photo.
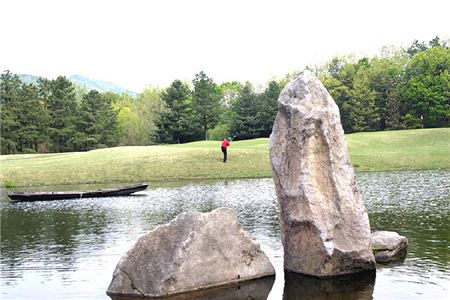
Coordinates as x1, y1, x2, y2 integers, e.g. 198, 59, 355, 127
1, 128, 449, 187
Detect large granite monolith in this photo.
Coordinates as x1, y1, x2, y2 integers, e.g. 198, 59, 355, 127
106, 208, 275, 298
269, 70, 376, 277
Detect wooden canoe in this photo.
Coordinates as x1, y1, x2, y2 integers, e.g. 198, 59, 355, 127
7, 183, 148, 202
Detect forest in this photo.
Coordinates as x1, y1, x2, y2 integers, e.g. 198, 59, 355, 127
1, 37, 449, 154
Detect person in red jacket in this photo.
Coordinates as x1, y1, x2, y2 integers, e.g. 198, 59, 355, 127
221, 137, 230, 163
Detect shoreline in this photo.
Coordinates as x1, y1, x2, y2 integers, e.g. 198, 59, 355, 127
2, 168, 450, 189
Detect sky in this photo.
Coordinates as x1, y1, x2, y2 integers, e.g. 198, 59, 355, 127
1, 0, 449, 92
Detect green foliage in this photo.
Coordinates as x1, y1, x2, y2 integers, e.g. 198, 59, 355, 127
1, 73, 121, 154
368, 52, 407, 130
230, 82, 259, 140
117, 106, 142, 145
42, 76, 79, 152
3, 179, 16, 188
137, 87, 165, 143
227, 79, 280, 140
0, 71, 21, 154
208, 123, 230, 141
403, 46, 450, 128
0, 71, 50, 154
219, 81, 243, 106
319, 56, 360, 132
112, 88, 163, 146
349, 62, 380, 132
156, 80, 199, 143
192, 71, 222, 140
74, 90, 118, 150
319, 38, 449, 132
402, 113, 423, 129
407, 40, 428, 57
255, 81, 281, 137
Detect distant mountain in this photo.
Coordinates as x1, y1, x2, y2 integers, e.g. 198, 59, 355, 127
16, 73, 137, 97
69, 75, 137, 97
17, 74, 41, 85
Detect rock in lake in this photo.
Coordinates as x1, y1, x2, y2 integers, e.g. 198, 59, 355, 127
371, 231, 408, 263
106, 207, 275, 298
269, 70, 376, 277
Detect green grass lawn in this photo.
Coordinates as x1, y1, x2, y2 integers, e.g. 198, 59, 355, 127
1, 128, 449, 187
346, 128, 450, 171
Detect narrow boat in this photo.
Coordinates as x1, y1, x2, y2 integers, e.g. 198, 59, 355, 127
7, 183, 148, 202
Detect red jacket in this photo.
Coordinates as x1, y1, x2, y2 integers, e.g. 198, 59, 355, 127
221, 139, 230, 148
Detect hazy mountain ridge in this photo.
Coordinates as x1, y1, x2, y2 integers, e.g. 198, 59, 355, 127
17, 73, 137, 97
69, 75, 137, 97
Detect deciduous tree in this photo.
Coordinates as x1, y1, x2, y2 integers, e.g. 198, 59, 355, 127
403, 46, 450, 128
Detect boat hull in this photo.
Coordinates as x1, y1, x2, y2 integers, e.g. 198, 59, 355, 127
7, 184, 148, 202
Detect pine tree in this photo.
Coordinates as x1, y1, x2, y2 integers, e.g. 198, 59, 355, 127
230, 82, 259, 140
74, 90, 118, 150
43, 76, 79, 152
192, 72, 221, 140
255, 81, 281, 137
16, 83, 49, 152
348, 64, 380, 132
157, 80, 196, 143
0, 71, 21, 154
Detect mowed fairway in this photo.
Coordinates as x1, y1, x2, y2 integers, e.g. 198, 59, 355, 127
1, 128, 449, 187
346, 128, 450, 171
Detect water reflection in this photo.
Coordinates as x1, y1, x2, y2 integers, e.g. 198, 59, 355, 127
357, 171, 450, 272
109, 277, 275, 300
283, 271, 376, 300
1, 170, 449, 299
1, 202, 108, 286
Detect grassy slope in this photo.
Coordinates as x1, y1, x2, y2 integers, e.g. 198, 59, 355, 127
346, 128, 450, 171
1, 128, 449, 187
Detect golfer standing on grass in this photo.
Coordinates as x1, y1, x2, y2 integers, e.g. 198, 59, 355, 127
221, 137, 230, 163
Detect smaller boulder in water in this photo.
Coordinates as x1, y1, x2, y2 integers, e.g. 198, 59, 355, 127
371, 231, 408, 263
106, 208, 275, 298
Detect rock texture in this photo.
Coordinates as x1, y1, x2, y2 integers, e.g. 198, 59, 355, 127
106, 208, 275, 298
269, 70, 376, 277
371, 231, 408, 263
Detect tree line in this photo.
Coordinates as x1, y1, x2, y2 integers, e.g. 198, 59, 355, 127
1, 74, 118, 154
318, 36, 449, 132
1, 37, 448, 154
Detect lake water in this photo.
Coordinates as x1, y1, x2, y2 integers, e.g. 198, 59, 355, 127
1, 170, 449, 299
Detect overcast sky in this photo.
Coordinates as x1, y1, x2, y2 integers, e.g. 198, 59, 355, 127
1, 0, 449, 92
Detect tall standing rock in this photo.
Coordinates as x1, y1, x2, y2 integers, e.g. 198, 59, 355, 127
270, 70, 375, 277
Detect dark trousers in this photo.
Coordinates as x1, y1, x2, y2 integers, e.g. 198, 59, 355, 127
221, 147, 227, 162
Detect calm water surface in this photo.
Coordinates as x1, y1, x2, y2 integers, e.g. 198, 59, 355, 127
1, 170, 449, 299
